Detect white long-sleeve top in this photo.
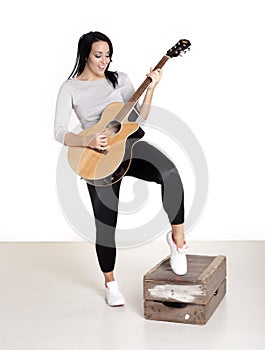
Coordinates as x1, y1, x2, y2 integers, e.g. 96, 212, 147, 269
54, 72, 143, 144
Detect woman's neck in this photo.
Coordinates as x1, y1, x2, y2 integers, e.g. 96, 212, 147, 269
77, 68, 105, 81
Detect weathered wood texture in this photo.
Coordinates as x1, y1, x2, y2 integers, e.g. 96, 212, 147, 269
143, 255, 227, 325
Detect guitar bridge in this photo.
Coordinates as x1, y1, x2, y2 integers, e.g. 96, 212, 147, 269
94, 149, 109, 155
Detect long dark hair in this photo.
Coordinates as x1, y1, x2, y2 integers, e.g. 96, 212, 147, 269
67, 31, 118, 88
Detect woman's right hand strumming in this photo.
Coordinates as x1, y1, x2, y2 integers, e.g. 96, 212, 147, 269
64, 131, 109, 149
88, 131, 110, 151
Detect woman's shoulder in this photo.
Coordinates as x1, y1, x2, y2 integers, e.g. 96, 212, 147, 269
58, 78, 74, 90
58, 78, 85, 94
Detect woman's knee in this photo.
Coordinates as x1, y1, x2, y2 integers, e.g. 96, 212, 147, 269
160, 165, 183, 189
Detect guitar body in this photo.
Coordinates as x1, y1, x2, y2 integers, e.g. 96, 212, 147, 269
68, 102, 145, 186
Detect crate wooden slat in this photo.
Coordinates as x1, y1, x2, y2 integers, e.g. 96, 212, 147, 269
143, 254, 227, 325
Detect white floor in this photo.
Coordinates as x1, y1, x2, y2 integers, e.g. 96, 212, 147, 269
0, 241, 264, 350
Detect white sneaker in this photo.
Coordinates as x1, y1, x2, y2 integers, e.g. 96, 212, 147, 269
167, 231, 188, 275
105, 281, 125, 307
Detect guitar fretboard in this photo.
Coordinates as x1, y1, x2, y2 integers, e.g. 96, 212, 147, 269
114, 55, 170, 122
129, 55, 170, 103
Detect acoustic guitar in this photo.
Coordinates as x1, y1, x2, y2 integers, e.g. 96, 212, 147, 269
68, 39, 191, 186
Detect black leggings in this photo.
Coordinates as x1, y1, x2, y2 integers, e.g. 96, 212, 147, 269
87, 141, 184, 273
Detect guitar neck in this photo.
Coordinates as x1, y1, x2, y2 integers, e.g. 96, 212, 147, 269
114, 55, 170, 122
128, 55, 170, 103
108, 39, 191, 123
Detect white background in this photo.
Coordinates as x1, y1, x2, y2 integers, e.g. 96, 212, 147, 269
0, 0, 264, 241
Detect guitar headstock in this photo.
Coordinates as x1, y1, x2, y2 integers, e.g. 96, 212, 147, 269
166, 39, 191, 58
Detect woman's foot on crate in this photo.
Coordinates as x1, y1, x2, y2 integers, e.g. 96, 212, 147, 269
167, 231, 188, 275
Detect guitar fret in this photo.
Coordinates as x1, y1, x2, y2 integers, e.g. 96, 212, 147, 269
129, 55, 170, 103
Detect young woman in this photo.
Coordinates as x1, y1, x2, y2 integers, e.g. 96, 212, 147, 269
54, 31, 188, 307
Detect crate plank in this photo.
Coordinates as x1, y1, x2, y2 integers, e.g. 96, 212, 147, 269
144, 279, 226, 325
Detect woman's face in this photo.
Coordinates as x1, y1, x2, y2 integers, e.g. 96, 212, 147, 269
86, 41, 111, 78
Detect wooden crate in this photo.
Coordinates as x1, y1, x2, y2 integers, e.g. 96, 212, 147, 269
143, 255, 226, 325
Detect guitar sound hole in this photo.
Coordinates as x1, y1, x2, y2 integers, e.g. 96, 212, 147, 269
105, 120, 121, 136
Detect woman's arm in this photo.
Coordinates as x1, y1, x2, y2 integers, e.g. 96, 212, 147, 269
64, 131, 109, 151
140, 68, 163, 120
64, 132, 95, 147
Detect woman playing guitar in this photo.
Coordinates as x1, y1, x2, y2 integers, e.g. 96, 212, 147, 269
54, 31, 188, 307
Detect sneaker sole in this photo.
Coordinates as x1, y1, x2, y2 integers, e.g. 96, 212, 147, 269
105, 298, 125, 307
